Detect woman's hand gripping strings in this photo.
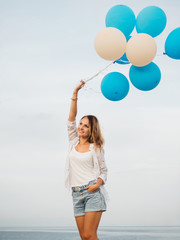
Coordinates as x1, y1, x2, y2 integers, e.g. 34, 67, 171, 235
73, 80, 85, 95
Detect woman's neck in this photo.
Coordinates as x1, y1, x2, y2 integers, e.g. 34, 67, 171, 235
79, 138, 89, 145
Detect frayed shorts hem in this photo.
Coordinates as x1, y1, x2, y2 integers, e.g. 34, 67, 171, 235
74, 209, 106, 217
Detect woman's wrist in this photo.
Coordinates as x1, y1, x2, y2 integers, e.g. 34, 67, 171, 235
96, 178, 103, 187
71, 97, 78, 101
95, 182, 101, 188
71, 91, 78, 101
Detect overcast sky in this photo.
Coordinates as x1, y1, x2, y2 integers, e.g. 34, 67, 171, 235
0, 0, 180, 228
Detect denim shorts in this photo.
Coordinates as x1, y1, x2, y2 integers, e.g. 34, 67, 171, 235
72, 180, 107, 217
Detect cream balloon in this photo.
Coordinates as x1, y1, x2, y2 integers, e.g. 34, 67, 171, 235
126, 33, 157, 67
94, 27, 127, 61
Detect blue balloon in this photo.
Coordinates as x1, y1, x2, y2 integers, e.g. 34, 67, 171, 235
105, 5, 136, 36
115, 36, 131, 65
165, 27, 180, 60
129, 62, 161, 91
136, 6, 167, 37
101, 72, 129, 101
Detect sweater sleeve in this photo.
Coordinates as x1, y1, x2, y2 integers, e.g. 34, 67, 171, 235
67, 120, 78, 143
97, 148, 108, 184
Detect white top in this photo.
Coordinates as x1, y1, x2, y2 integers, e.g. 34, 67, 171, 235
69, 147, 97, 187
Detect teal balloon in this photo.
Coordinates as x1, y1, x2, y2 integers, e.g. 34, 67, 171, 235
101, 72, 129, 101
165, 27, 180, 60
129, 62, 161, 91
136, 6, 167, 37
115, 36, 131, 64
105, 5, 136, 36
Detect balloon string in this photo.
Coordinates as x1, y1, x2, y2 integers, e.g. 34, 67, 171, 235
84, 58, 131, 83
85, 61, 115, 83
84, 52, 166, 84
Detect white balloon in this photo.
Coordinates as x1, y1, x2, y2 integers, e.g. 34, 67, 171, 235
126, 33, 157, 67
94, 27, 127, 61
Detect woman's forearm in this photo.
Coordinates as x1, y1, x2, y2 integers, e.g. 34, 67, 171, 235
96, 177, 103, 187
68, 90, 78, 122
68, 80, 85, 122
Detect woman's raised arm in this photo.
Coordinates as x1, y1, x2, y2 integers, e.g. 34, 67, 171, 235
68, 80, 85, 122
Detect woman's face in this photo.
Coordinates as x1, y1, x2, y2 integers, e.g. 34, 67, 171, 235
78, 117, 90, 139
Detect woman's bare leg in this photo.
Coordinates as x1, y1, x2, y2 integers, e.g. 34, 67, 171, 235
83, 211, 102, 240
75, 215, 85, 240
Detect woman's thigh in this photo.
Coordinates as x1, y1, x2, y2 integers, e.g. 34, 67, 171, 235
84, 211, 102, 233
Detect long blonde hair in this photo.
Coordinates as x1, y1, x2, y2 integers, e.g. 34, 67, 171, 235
81, 115, 104, 150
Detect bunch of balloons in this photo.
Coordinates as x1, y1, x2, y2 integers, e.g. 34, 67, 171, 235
94, 5, 180, 101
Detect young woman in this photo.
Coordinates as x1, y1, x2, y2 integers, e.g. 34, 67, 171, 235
65, 80, 108, 240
